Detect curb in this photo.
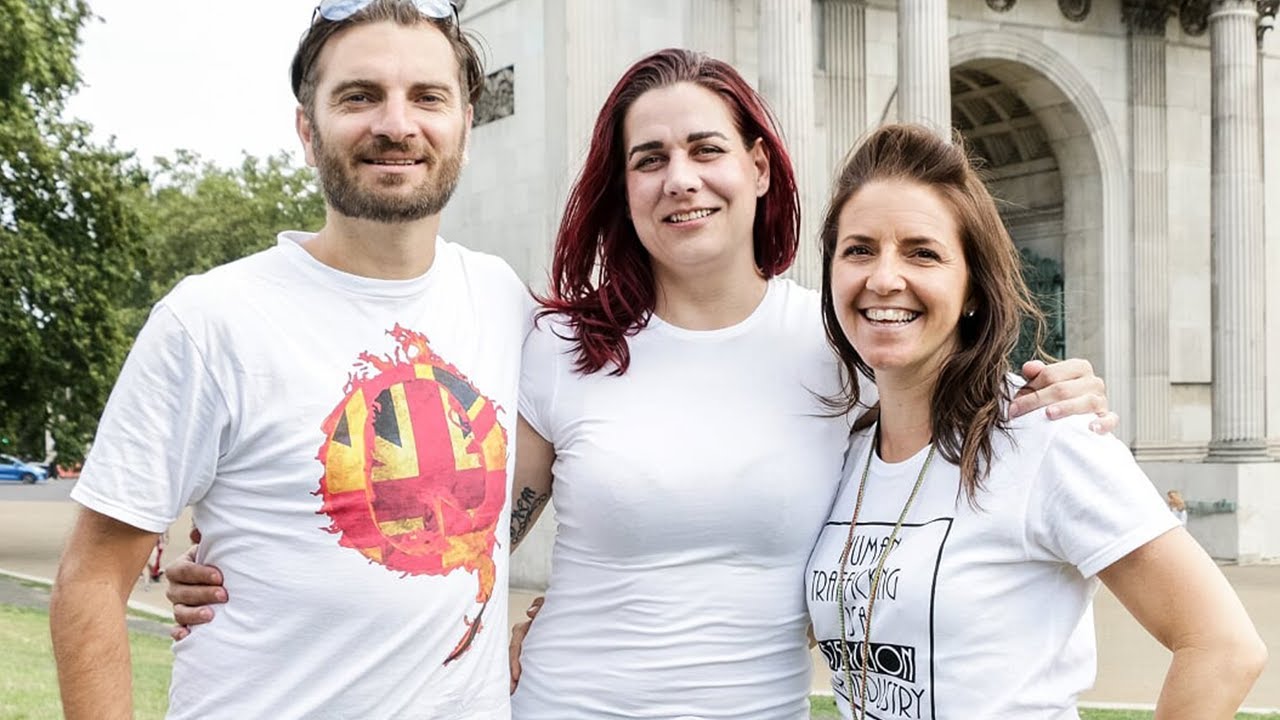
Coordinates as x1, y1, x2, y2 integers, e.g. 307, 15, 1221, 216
0, 567, 173, 622
1079, 701, 1280, 714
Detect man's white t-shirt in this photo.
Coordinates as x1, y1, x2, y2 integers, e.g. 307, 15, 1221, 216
805, 412, 1179, 720
73, 233, 528, 720
512, 279, 863, 719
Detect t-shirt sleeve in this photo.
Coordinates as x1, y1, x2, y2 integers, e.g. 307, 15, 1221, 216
71, 303, 230, 533
1025, 416, 1179, 579
517, 316, 562, 444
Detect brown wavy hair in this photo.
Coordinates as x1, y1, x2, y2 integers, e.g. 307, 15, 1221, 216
290, 0, 485, 117
819, 124, 1048, 500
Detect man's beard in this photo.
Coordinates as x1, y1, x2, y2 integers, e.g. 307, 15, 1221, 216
313, 129, 465, 224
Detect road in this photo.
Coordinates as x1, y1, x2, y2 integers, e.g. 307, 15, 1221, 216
0, 478, 194, 616
0, 477, 77, 502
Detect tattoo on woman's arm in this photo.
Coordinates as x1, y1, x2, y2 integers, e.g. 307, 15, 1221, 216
510, 487, 550, 546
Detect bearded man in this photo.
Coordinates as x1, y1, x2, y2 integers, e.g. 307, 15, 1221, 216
50, 2, 525, 718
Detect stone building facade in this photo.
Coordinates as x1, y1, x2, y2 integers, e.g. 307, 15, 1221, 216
442, 0, 1280, 573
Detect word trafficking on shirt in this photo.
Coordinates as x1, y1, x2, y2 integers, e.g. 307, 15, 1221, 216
812, 518, 952, 720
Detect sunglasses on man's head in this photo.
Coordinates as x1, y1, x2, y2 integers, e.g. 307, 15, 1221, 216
312, 0, 456, 23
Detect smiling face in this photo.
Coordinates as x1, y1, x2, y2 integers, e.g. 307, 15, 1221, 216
298, 20, 471, 223
621, 82, 769, 283
830, 179, 972, 387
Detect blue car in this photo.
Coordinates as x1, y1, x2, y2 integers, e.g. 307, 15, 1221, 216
0, 454, 48, 484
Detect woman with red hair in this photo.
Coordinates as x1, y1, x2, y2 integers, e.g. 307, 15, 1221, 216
507, 49, 1110, 718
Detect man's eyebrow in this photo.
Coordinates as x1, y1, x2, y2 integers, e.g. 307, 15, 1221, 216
409, 81, 455, 96
328, 80, 379, 97
327, 79, 456, 101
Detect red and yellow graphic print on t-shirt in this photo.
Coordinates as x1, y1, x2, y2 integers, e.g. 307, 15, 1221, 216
316, 325, 507, 664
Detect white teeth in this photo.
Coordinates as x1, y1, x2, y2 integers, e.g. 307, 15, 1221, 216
864, 308, 919, 322
667, 209, 714, 223
371, 159, 416, 166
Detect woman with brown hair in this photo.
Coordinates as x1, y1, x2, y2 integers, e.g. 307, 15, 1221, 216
806, 123, 1265, 718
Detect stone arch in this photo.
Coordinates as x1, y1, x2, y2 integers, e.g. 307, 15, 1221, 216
951, 65, 1066, 362
950, 31, 1132, 441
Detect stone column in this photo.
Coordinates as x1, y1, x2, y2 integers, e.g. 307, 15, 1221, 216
1259, 2, 1278, 457
1254, 2, 1274, 456
1125, 5, 1173, 458
563, 1, 616, 172
758, 0, 819, 287
897, 0, 950, 134
686, 0, 738, 59
1208, 0, 1269, 460
824, 0, 868, 170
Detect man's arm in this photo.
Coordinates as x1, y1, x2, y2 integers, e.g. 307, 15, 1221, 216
1011, 358, 1117, 433
50, 508, 161, 720
857, 358, 1118, 433
510, 413, 554, 550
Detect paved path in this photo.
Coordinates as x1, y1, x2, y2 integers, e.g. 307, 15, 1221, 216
0, 573, 171, 637
6, 480, 1278, 709
0, 480, 193, 618
511, 580, 1280, 710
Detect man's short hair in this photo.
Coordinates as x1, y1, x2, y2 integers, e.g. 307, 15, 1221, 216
290, 0, 485, 116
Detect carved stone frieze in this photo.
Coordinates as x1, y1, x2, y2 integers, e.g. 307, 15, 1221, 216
1260, 0, 1279, 41
473, 65, 514, 128
1123, 0, 1172, 33
1176, 0, 1211, 35
1059, 0, 1092, 21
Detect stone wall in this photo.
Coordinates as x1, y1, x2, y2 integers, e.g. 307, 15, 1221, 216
448, 1, 1279, 583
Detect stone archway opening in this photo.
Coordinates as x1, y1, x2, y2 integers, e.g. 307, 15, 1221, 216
945, 52, 1119, 405
951, 66, 1066, 361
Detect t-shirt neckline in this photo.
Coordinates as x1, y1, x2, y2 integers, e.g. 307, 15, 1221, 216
275, 230, 443, 299
858, 422, 935, 481
647, 279, 777, 341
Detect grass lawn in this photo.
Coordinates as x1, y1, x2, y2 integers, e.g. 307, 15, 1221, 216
808, 696, 1280, 719
7, 607, 1278, 720
0, 604, 171, 720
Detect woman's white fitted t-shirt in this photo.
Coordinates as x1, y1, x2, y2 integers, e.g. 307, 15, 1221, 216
513, 279, 863, 719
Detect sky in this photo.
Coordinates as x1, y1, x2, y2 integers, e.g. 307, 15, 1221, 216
64, 1, 313, 168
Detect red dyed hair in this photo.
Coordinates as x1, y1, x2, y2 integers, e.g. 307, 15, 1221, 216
539, 48, 800, 375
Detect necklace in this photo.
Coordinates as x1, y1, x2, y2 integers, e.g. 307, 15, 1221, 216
834, 429, 935, 719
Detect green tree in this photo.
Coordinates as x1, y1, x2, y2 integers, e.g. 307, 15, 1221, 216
0, 2, 323, 463
0, 0, 149, 463
140, 150, 325, 299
